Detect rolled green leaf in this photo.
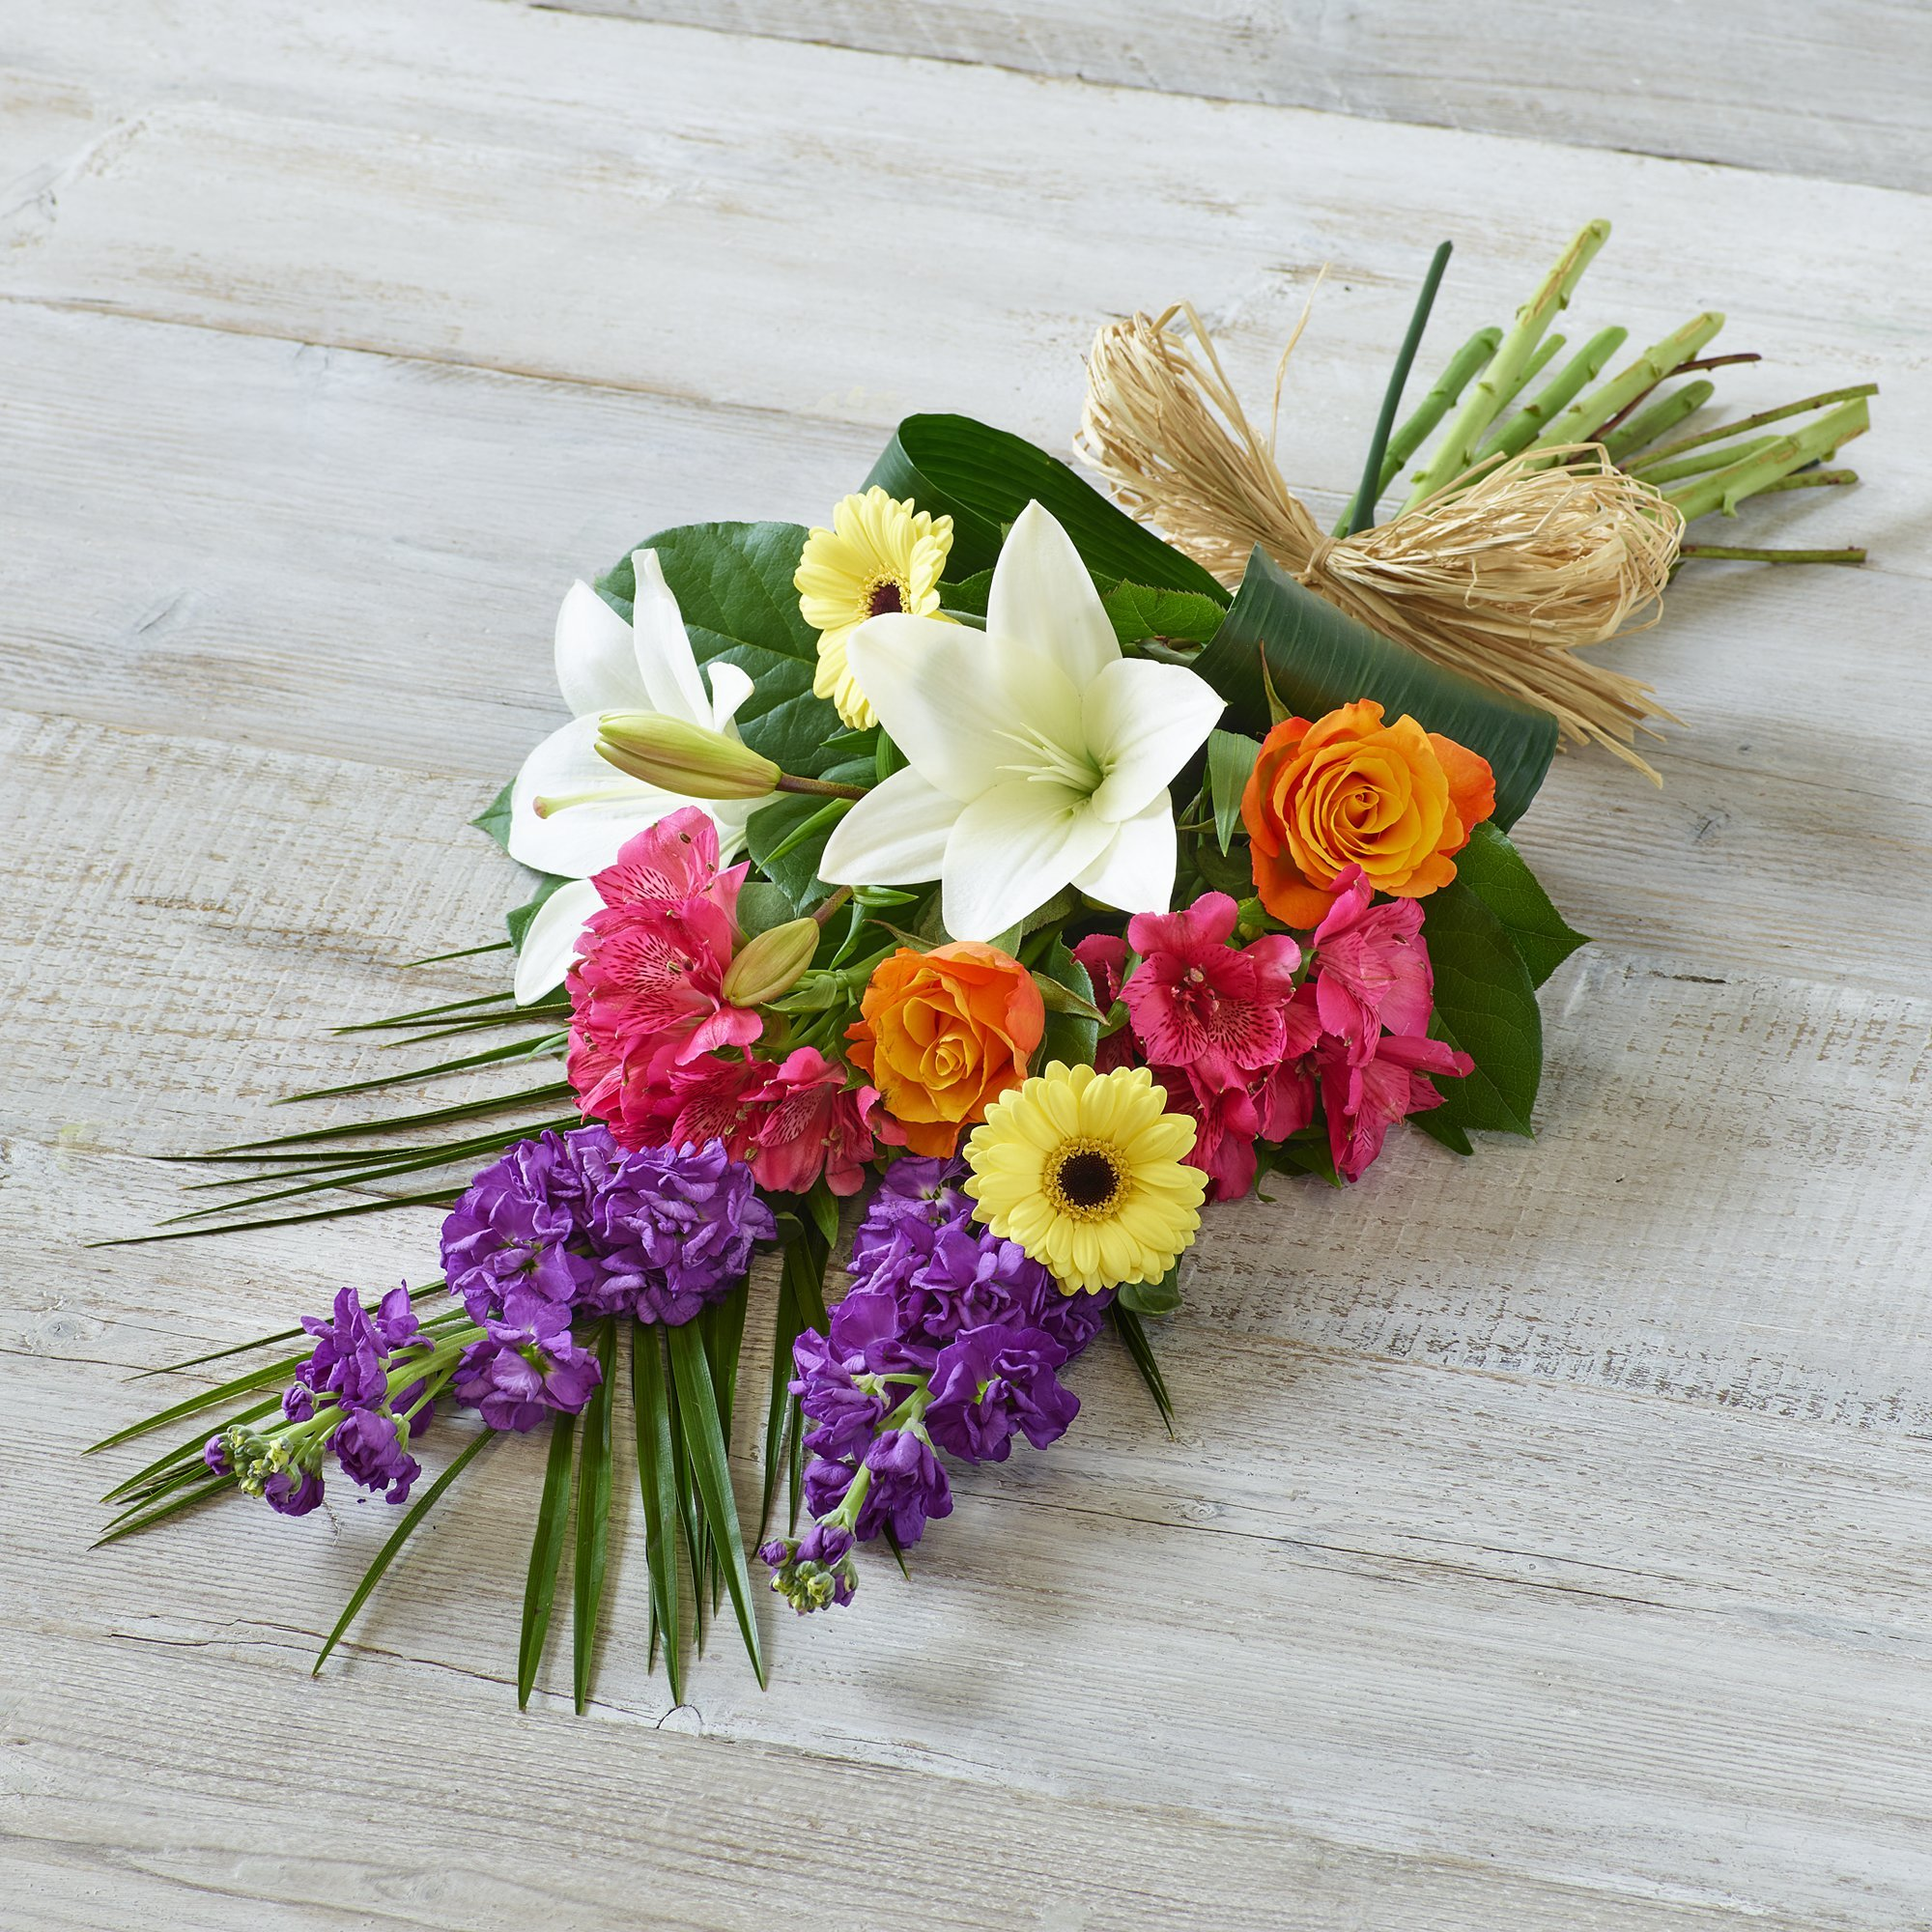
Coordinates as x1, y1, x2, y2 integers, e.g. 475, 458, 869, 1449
1194, 551, 1557, 831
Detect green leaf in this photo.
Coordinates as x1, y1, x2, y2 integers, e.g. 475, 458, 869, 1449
1409, 1109, 1475, 1156
938, 568, 993, 618
1452, 823, 1588, 986
866, 414, 1229, 594
702, 1283, 752, 1616
745, 755, 873, 910
1110, 1304, 1176, 1435
1118, 1264, 1181, 1317
93, 1472, 234, 1547
313, 1431, 495, 1676
735, 879, 799, 941
1419, 881, 1544, 1138
596, 522, 845, 778
89, 1354, 307, 1457
1192, 549, 1557, 831
1103, 582, 1229, 646
507, 874, 571, 953
517, 1412, 578, 1710
631, 1322, 686, 1706
1036, 940, 1099, 1069
667, 1322, 766, 1688
1205, 727, 1259, 855
472, 781, 515, 852
571, 1322, 619, 1715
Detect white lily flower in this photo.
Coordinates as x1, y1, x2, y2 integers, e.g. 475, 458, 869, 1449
507, 552, 756, 1004
818, 500, 1225, 941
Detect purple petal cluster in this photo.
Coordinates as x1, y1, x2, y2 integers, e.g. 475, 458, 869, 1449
209, 1286, 431, 1514
588, 1138, 775, 1325
440, 1124, 773, 1432
762, 1158, 1112, 1615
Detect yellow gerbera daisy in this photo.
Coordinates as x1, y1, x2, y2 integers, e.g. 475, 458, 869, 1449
794, 487, 953, 728
964, 1062, 1206, 1295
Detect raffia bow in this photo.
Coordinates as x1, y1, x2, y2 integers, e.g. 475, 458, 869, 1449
1078, 302, 1684, 780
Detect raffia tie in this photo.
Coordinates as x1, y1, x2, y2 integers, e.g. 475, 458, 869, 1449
1077, 302, 1686, 780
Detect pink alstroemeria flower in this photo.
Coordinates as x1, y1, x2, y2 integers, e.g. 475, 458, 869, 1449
1318, 1031, 1473, 1182
744, 1048, 881, 1197
1309, 865, 1433, 1058
1122, 892, 1304, 1089
592, 806, 749, 922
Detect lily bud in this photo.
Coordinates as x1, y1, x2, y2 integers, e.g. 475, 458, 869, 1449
721, 917, 821, 1007
596, 713, 779, 800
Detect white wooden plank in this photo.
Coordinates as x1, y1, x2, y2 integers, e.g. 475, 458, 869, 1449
535, 0, 1932, 196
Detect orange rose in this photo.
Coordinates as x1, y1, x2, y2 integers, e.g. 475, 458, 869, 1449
1240, 699, 1496, 926
846, 942, 1045, 1157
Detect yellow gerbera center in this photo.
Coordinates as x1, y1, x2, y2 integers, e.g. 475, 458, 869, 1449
964, 1062, 1206, 1295
794, 487, 954, 729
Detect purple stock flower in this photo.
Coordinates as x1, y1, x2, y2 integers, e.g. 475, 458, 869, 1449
263, 1465, 325, 1517
440, 1130, 604, 1323
759, 1520, 859, 1614
589, 1139, 775, 1325
855, 1428, 952, 1547
329, 1407, 422, 1503
296, 1285, 403, 1411
845, 1156, 976, 1305
791, 1329, 889, 1463
453, 1296, 603, 1434
924, 1323, 1080, 1463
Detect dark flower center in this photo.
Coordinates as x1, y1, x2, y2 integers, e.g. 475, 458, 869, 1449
1054, 1149, 1121, 1211
867, 579, 906, 616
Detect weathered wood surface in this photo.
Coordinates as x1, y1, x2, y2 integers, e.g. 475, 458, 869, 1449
2, 5, 1929, 1927
537, 0, 1932, 195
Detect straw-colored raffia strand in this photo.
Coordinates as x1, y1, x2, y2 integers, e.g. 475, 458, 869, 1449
1077, 302, 1685, 780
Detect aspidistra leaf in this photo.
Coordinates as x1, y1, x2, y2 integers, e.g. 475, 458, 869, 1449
1194, 549, 1557, 830
866, 414, 1229, 594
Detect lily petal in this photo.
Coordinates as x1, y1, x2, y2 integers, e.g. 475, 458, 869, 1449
847, 617, 1083, 804
631, 550, 713, 724
1073, 789, 1179, 914
1084, 658, 1226, 823
818, 764, 960, 887
508, 714, 685, 876
513, 878, 601, 1006
943, 779, 1111, 941
987, 500, 1120, 690
704, 658, 755, 732
554, 582, 649, 718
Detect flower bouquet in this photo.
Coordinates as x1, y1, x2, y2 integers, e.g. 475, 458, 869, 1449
95, 223, 1872, 1705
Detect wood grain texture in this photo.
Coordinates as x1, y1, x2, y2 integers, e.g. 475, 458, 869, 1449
532, 0, 1932, 196
2, 3, 1929, 1926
